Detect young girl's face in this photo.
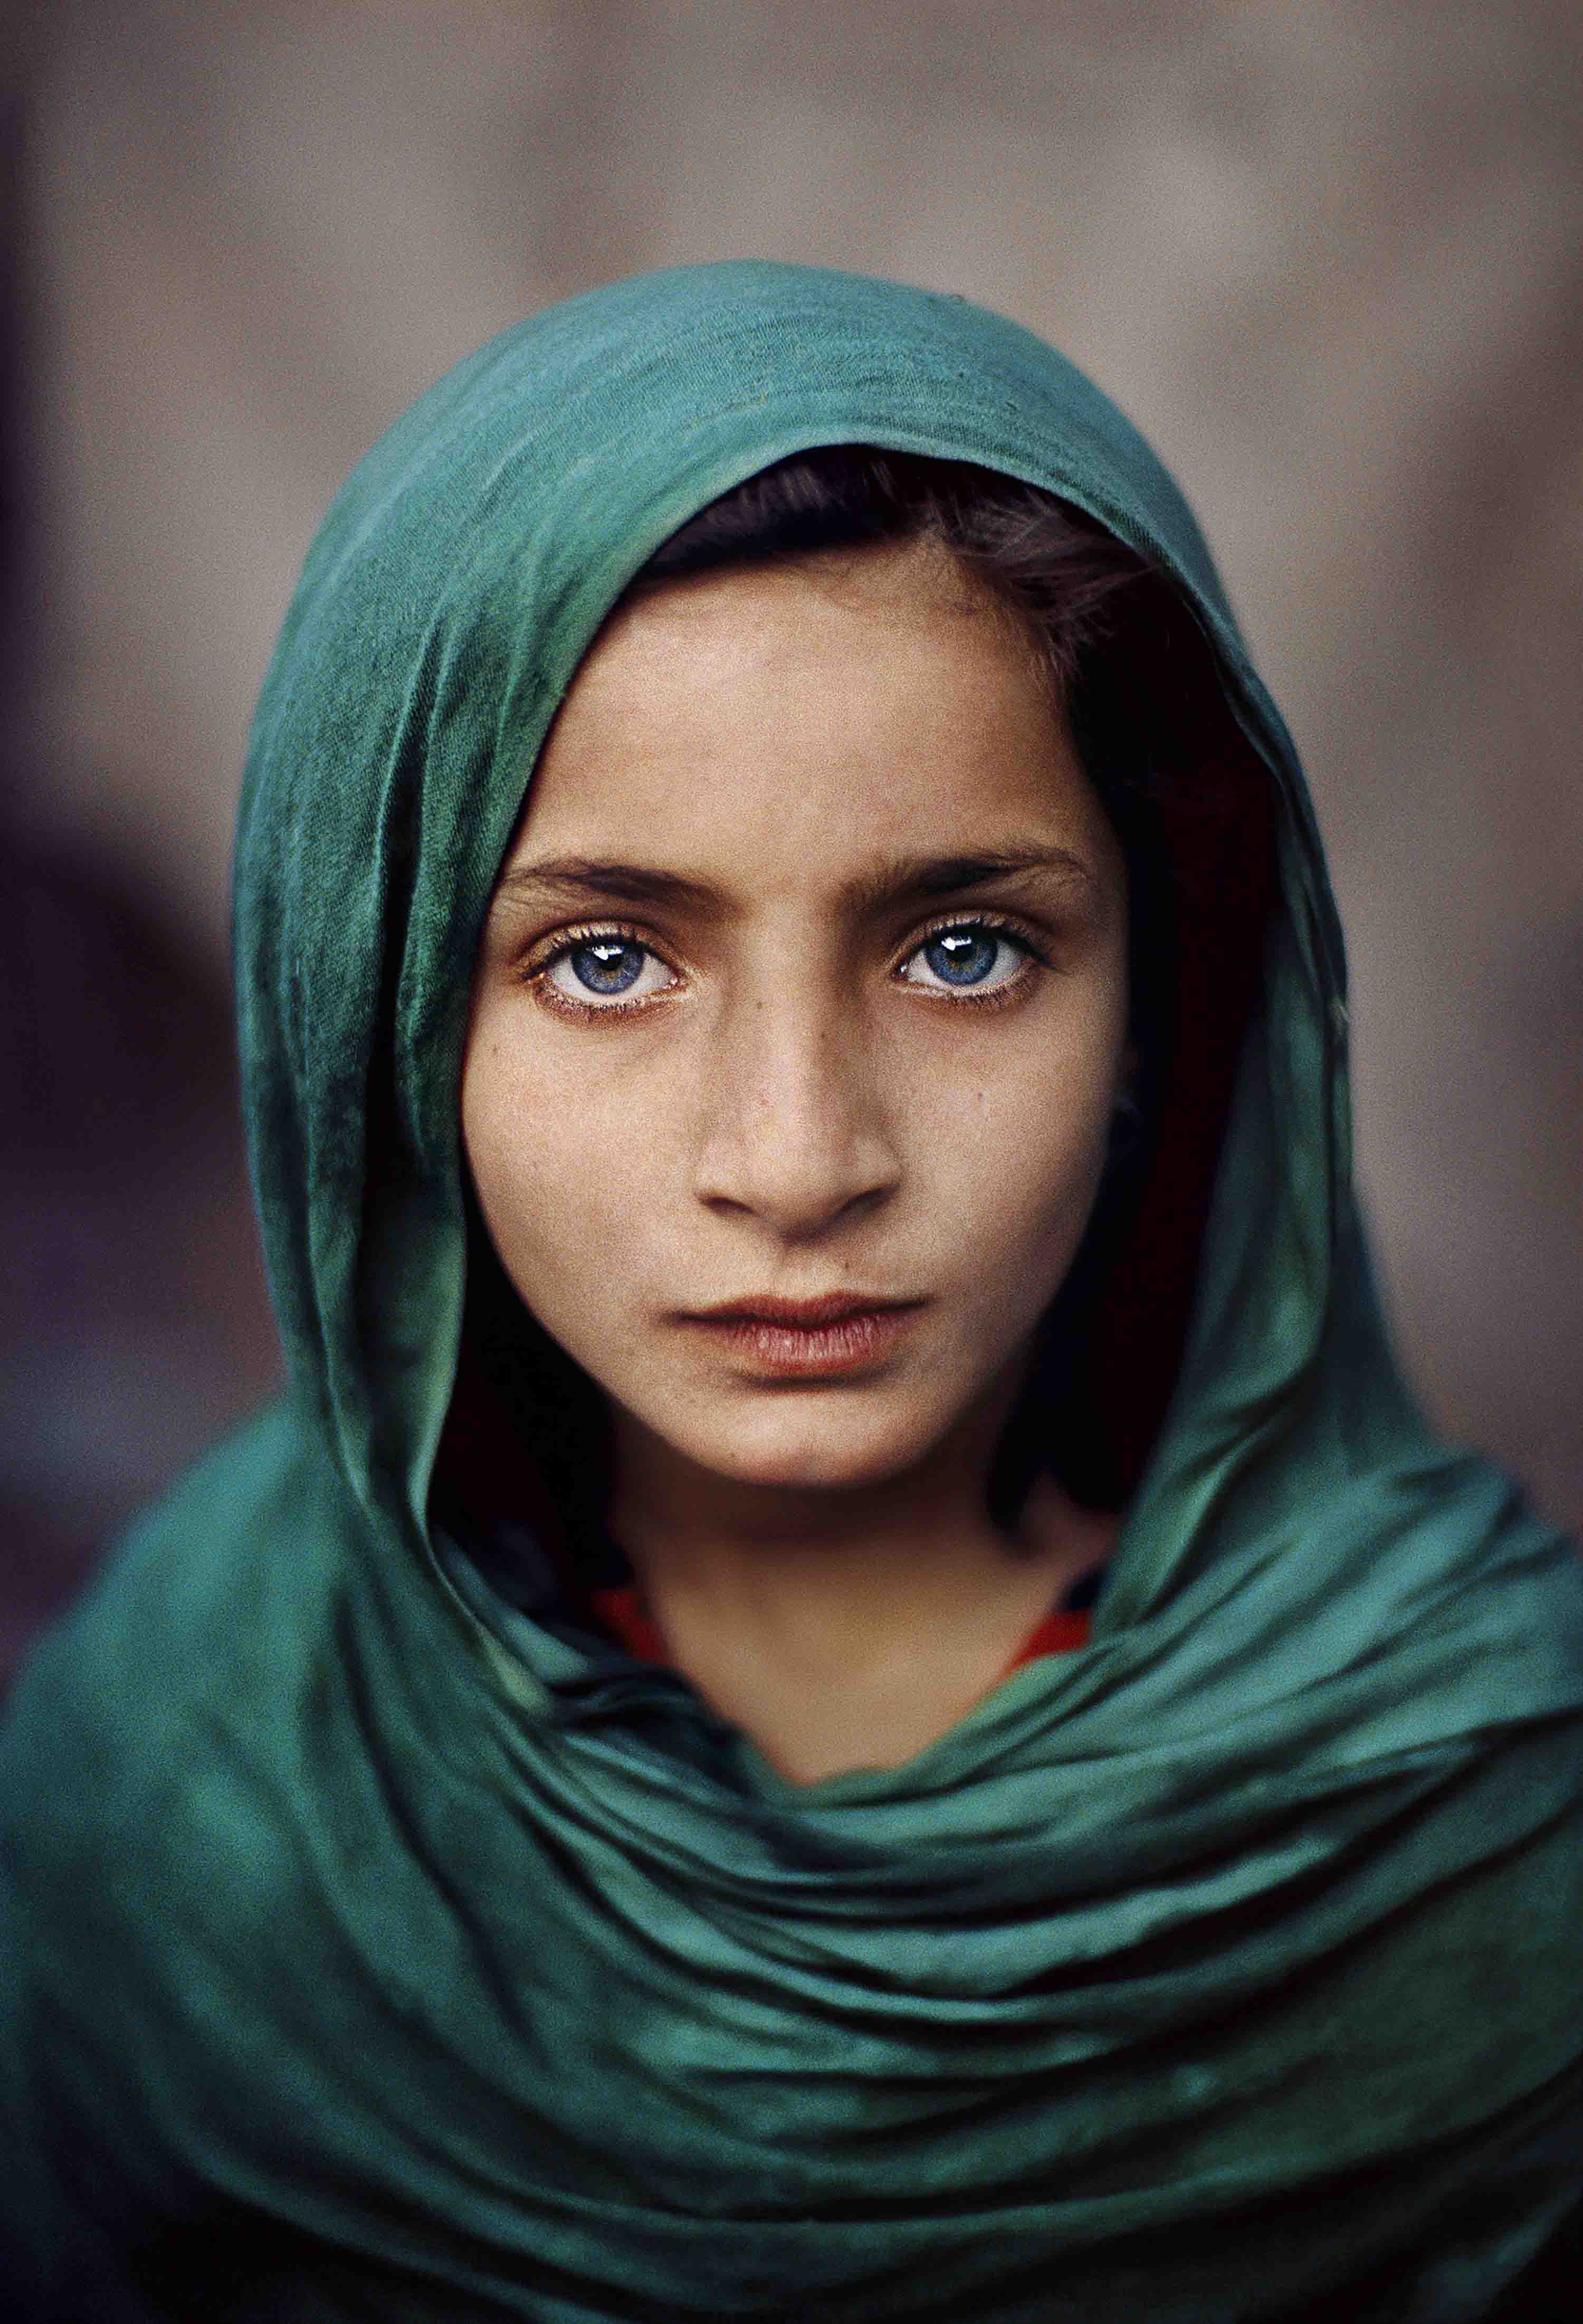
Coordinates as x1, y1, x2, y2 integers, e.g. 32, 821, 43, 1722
463, 543, 1130, 1503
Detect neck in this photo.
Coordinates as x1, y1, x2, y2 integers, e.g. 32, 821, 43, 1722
604, 1386, 1113, 1777
610, 1378, 1004, 1611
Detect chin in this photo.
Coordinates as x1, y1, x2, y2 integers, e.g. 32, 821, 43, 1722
666, 1393, 956, 1496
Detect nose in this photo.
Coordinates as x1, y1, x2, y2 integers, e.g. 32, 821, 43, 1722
691, 983, 902, 1241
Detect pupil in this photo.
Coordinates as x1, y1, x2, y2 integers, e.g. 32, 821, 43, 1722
924, 927, 997, 986
571, 938, 644, 995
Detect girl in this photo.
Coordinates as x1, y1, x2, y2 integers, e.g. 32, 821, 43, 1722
3, 262, 1580, 2322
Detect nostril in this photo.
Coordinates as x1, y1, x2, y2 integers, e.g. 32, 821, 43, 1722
692, 1108, 901, 1237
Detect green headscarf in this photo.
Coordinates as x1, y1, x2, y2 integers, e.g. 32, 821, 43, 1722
4, 263, 1581, 2323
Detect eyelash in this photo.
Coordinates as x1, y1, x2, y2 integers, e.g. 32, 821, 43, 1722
898, 912, 1051, 1011
521, 922, 675, 1021
521, 913, 1052, 1022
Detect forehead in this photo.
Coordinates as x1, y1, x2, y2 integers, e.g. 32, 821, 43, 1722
499, 544, 1114, 889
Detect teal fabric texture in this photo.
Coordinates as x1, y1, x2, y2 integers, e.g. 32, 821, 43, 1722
3, 263, 1581, 2321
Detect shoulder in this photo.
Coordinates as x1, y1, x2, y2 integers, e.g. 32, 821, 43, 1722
0, 1397, 357, 1897
0, 1400, 375, 2279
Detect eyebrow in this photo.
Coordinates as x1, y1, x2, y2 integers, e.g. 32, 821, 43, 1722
491, 846, 1098, 917
492, 858, 718, 911
843, 848, 1099, 914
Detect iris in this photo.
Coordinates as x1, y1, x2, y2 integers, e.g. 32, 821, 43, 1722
570, 937, 646, 994
922, 926, 1001, 986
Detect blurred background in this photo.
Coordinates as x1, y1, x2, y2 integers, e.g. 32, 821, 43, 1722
2, 0, 1579, 1687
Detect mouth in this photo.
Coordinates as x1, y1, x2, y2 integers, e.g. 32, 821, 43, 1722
676, 1293, 927, 1380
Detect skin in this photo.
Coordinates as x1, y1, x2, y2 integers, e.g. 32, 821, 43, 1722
463, 540, 1130, 1781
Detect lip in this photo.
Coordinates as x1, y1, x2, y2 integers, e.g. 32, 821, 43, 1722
676, 1293, 927, 1379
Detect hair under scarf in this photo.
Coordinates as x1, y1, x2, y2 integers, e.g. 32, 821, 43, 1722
3, 262, 1582, 2323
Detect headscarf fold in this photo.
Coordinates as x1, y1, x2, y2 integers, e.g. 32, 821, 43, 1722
4, 262, 1581, 2322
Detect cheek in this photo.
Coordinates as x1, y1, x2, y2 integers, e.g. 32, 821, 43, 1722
915, 1039, 1124, 1361
916, 986, 1124, 1225
968, 1079, 1112, 1265
461, 1029, 645, 1311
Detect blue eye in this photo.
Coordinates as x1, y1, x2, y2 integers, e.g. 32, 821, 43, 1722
900, 921, 1032, 997
568, 937, 645, 994
922, 927, 1000, 985
537, 929, 678, 1012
